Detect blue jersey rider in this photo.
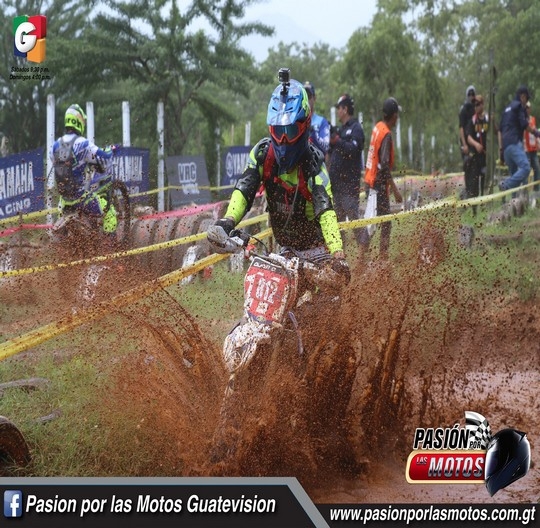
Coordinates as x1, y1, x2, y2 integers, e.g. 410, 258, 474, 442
303, 81, 330, 155
208, 69, 349, 280
50, 104, 117, 241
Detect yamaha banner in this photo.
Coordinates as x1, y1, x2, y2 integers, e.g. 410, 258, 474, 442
111, 147, 150, 204
166, 155, 212, 207
0, 148, 45, 219
220, 146, 251, 198
0, 147, 150, 219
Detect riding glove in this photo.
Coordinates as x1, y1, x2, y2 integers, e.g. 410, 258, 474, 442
331, 258, 351, 284
214, 217, 235, 236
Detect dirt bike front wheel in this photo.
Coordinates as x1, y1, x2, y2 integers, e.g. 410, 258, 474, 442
108, 180, 131, 248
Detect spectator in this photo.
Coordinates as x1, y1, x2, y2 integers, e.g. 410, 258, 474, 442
303, 81, 330, 156
358, 97, 403, 261
499, 85, 540, 191
459, 85, 476, 168
327, 93, 365, 246
465, 94, 489, 216
524, 101, 540, 191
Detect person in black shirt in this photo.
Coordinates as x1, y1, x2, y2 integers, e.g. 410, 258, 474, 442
327, 94, 365, 246
465, 94, 489, 215
459, 85, 476, 169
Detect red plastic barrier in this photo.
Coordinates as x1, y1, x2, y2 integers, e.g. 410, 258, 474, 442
140, 201, 224, 221
0, 224, 53, 238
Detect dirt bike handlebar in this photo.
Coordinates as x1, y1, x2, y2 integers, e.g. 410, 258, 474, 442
207, 225, 249, 254
207, 226, 350, 290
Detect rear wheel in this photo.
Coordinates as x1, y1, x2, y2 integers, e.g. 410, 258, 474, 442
108, 181, 131, 248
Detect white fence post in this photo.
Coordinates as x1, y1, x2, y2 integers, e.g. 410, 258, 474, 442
396, 118, 402, 162
408, 125, 413, 166
215, 126, 221, 187
244, 121, 251, 147
46, 94, 55, 225
157, 101, 165, 212
421, 132, 425, 174
122, 101, 131, 147
86, 102, 95, 143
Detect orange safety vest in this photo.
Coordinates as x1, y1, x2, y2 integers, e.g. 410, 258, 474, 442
364, 121, 394, 189
524, 116, 538, 152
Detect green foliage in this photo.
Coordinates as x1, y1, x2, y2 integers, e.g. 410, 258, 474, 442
3, 0, 540, 177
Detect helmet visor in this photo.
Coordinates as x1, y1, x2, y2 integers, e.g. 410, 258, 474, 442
485, 441, 503, 478
270, 120, 308, 145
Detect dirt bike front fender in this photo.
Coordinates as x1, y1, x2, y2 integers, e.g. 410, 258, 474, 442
223, 318, 272, 374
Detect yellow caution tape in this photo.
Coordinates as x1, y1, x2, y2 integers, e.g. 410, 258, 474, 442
0, 228, 273, 360
0, 179, 535, 359
0, 213, 268, 278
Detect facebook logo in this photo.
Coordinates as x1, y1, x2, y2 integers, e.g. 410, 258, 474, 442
4, 490, 23, 518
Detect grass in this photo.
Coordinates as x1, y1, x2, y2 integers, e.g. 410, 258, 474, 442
0, 199, 538, 476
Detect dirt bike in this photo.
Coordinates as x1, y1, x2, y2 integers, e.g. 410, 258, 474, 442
51, 175, 131, 306
206, 226, 358, 476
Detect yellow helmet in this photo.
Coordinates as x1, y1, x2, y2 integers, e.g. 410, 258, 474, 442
64, 104, 86, 135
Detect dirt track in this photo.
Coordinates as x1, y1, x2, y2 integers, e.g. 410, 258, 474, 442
1, 211, 539, 505
100, 249, 540, 504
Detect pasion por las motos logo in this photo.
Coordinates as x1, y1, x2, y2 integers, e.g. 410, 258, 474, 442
13, 15, 47, 63
406, 411, 531, 496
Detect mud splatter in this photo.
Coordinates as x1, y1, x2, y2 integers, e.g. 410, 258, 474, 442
1, 207, 539, 504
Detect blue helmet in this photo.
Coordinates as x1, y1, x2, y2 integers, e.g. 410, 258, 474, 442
267, 78, 311, 172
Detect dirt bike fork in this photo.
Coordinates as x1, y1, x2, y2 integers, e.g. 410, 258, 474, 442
287, 311, 304, 356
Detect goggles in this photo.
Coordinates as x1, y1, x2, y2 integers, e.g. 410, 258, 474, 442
269, 120, 308, 145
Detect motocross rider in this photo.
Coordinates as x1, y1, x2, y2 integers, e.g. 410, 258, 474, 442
208, 70, 350, 280
50, 104, 117, 241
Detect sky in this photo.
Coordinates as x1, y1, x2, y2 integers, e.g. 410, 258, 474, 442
240, 0, 379, 62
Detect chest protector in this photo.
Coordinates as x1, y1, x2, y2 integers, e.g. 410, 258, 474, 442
54, 136, 79, 200
261, 143, 324, 250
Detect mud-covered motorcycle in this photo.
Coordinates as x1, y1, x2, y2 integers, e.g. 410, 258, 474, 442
51, 176, 131, 305
206, 226, 358, 476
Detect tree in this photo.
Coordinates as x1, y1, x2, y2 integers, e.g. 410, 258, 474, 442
0, 0, 91, 154
71, 0, 273, 184
335, 8, 442, 169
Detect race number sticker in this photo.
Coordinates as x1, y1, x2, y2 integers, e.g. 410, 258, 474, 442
244, 257, 293, 324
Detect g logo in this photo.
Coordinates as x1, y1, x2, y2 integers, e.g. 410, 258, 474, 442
14, 21, 37, 54
13, 15, 46, 62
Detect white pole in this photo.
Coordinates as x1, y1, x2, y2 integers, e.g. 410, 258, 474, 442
215, 126, 221, 188
86, 102, 95, 143
244, 121, 251, 147
46, 94, 55, 225
408, 125, 413, 166
396, 118, 402, 161
122, 101, 131, 147
157, 101, 165, 212
431, 135, 436, 174
330, 107, 336, 127
421, 132, 425, 174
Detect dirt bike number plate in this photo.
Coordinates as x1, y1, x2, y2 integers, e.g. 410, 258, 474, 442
244, 256, 294, 324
